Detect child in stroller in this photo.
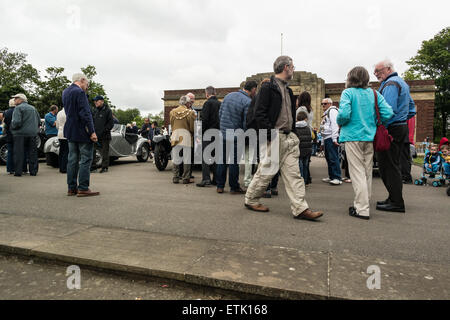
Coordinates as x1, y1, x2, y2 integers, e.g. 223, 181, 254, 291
415, 144, 446, 187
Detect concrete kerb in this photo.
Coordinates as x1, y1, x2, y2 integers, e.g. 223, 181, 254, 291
0, 212, 449, 300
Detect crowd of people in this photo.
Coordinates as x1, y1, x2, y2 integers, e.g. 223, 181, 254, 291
2, 56, 449, 218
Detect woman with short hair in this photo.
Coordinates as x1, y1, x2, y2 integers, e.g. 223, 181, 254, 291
336, 66, 394, 220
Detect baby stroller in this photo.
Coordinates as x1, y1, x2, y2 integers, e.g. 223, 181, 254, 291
414, 151, 446, 187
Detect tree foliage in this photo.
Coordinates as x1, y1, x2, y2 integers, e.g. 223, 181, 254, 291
404, 27, 450, 138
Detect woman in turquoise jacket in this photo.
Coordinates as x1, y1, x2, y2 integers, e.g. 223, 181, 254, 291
337, 66, 394, 220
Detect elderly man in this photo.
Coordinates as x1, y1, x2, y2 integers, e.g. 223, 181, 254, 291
44, 105, 59, 138
170, 95, 196, 184
374, 60, 416, 213
10, 94, 41, 177
320, 98, 342, 185
139, 118, 151, 139
92, 95, 114, 173
245, 56, 323, 221
63, 73, 99, 197
3, 98, 26, 175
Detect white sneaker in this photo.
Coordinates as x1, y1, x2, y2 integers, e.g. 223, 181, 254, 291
322, 178, 331, 183
329, 179, 343, 185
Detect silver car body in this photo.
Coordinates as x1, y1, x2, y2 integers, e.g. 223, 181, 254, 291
44, 124, 150, 158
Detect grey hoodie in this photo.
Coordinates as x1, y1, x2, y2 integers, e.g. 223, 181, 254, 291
11, 102, 41, 136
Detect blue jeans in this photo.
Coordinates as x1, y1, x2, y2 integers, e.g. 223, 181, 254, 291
67, 141, 94, 191
216, 138, 240, 190
324, 138, 341, 180
299, 155, 311, 183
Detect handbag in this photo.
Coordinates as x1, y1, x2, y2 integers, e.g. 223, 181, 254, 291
373, 89, 393, 152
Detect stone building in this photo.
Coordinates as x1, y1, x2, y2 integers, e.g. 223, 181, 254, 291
162, 72, 435, 143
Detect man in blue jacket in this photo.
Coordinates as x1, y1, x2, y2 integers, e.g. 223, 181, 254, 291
374, 60, 416, 213
63, 73, 99, 197
216, 80, 257, 194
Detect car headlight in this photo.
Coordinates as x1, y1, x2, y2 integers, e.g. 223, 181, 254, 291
53, 140, 60, 148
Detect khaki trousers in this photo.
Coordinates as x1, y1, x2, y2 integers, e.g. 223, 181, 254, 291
345, 141, 374, 217
245, 132, 309, 216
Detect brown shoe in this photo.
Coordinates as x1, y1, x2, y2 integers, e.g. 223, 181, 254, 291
230, 187, 246, 195
245, 204, 269, 212
67, 189, 78, 196
217, 188, 224, 194
182, 179, 194, 184
77, 189, 100, 197
294, 208, 323, 221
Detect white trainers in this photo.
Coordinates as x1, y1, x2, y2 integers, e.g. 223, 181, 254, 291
329, 179, 343, 185
322, 178, 331, 183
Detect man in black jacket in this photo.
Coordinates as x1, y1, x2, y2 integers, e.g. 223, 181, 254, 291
244, 56, 323, 221
197, 86, 221, 187
92, 96, 114, 173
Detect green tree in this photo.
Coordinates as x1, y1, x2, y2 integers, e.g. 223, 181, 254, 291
0, 47, 39, 109
81, 65, 110, 106
34, 67, 70, 116
113, 108, 141, 125
147, 111, 165, 127
404, 26, 450, 138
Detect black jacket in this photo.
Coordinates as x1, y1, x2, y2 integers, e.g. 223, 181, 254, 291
295, 125, 313, 158
201, 96, 221, 133
93, 105, 114, 141
139, 123, 151, 139
254, 75, 297, 135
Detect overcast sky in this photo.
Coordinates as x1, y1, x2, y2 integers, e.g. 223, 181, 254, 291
1, 0, 448, 114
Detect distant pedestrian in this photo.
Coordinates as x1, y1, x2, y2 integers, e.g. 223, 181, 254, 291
296, 91, 314, 128
170, 95, 196, 184
197, 86, 221, 188
44, 105, 58, 138
374, 59, 416, 213
295, 111, 313, 185
320, 98, 342, 185
216, 80, 257, 194
3, 98, 27, 175
245, 56, 323, 221
337, 66, 393, 220
10, 94, 40, 177
56, 107, 68, 173
63, 73, 99, 197
92, 96, 114, 173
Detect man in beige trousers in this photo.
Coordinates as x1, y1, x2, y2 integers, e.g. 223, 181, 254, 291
244, 56, 324, 221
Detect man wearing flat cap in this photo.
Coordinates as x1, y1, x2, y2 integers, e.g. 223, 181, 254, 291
10, 93, 41, 177
92, 95, 114, 173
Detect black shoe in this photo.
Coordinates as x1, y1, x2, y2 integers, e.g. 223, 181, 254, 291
403, 178, 413, 184
262, 190, 272, 198
173, 177, 180, 184
349, 206, 370, 220
376, 199, 390, 206
30, 173, 37, 176
196, 181, 212, 187
90, 168, 97, 173
271, 189, 279, 196
100, 168, 108, 173
14, 174, 22, 177
376, 203, 405, 213
211, 180, 217, 186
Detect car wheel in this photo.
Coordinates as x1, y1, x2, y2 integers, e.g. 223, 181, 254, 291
92, 149, 103, 169
45, 153, 59, 168
154, 144, 168, 171
137, 143, 150, 162
0, 142, 8, 165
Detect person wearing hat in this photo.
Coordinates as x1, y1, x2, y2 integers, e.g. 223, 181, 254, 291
3, 98, 27, 174
92, 95, 114, 173
10, 93, 41, 176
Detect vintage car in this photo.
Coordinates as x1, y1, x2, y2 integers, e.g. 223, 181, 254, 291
0, 119, 47, 165
44, 124, 151, 168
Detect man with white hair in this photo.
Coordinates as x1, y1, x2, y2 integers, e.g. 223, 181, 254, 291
374, 59, 416, 213
170, 95, 196, 184
3, 98, 27, 174
62, 73, 99, 197
10, 94, 41, 177
320, 97, 342, 185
